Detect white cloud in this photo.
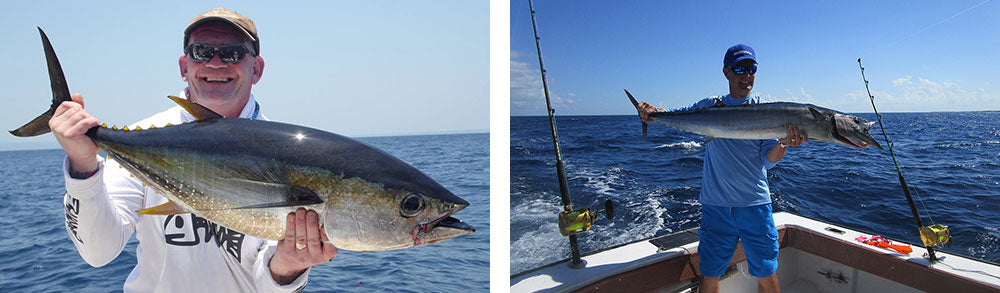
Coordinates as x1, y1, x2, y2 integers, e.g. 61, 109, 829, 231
510, 50, 575, 115
836, 76, 995, 112
758, 88, 818, 104
894, 76, 991, 110
510, 50, 526, 59
841, 90, 888, 109
799, 88, 815, 102
778, 88, 818, 104
892, 75, 913, 87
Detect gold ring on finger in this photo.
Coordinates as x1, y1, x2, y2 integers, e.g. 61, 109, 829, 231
296, 242, 307, 250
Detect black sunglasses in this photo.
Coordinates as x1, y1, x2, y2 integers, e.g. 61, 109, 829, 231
185, 43, 254, 63
730, 64, 757, 75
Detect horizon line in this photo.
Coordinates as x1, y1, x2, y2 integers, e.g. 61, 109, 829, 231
510, 109, 1000, 117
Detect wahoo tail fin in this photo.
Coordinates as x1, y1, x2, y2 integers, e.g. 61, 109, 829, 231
10, 27, 72, 137
624, 89, 648, 140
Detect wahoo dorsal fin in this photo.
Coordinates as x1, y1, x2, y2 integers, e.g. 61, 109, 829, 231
137, 200, 188, 215
167, 96, 223, 121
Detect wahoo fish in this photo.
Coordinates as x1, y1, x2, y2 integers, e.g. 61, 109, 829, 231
625, 89, 882, 149
11, 28, 474, 251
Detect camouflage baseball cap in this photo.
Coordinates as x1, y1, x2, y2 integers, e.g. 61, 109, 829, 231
184, 8, 259, 54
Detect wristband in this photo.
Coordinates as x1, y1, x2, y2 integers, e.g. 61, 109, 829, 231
69, 167, 99, 179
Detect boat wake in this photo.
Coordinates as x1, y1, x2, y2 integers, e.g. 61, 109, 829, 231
510, 179, 702, 274
655, 141, 702, 150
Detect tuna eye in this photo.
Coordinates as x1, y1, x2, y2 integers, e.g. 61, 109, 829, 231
400, 194, 424, 217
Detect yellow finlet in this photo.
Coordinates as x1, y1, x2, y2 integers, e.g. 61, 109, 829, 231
135, 126, 142, 131
101, 123, 107, 128
137, 200, 188, 215
166, 123, 173, 127
149, 125, 156, 129
112, 125, 118, 130
123, 126, 130, 131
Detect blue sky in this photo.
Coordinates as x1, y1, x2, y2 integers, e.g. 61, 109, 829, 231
510, 0, 999, 116
0, 1, 487, 151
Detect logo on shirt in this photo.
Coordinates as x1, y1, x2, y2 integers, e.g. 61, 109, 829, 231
163, 214, 245, 262
65, 195, 83, 243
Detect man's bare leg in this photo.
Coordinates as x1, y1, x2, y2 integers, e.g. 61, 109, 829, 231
701, 276, 719, 293
757, 273, 779, 293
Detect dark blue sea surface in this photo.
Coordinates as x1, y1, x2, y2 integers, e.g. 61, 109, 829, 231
511, 113, 1000, 274
0, 133, 489, 292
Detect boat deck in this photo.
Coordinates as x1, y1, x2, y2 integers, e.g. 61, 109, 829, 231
511, 212, 1000, 292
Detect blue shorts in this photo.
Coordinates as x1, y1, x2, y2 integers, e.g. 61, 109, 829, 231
697, 203, 779, 278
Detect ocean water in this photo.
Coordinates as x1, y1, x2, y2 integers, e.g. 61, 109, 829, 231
511, 113, 1000, 275
0, 133, 489, 292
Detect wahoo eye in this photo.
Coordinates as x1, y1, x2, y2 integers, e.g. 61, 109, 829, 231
400, 194, 424, 217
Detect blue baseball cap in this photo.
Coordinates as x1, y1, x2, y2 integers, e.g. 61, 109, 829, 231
724, 44, 756, 67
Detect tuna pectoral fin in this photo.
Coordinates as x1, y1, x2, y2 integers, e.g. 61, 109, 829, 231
230, 185, 322, 209
167, 96, 223, 121
138, 200, 188, 215
220, 178, 324, 210
624, 89, 648, 140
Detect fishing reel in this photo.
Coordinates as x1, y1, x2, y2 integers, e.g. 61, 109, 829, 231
558, 200, 614, 236
919, 224, 951, 248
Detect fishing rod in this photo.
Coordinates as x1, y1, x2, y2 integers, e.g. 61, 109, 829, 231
857, 58, 950, 262
527, 0, 612, 269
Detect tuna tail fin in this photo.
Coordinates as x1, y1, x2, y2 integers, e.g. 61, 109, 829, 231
624, 89, 648, 140
10, 27, 72, 137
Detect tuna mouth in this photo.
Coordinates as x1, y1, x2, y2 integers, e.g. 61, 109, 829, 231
420, 215, 474, 234
435, 216, 474, 232
409, 201, 473, 246
411, 215, 475, 246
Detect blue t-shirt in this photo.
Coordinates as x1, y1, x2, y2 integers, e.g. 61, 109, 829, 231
673, 94, 779, 207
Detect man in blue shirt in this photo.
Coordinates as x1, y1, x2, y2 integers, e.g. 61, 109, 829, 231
637, 44, 806, 293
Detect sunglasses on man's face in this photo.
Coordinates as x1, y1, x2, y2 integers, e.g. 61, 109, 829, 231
730, 64, 757, 75
185, 43, 253, 63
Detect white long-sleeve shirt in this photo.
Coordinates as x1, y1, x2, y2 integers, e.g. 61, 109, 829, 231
62, 91, 309, 292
